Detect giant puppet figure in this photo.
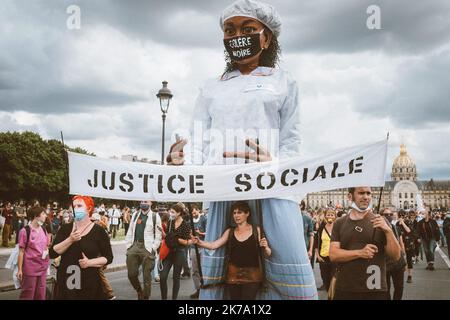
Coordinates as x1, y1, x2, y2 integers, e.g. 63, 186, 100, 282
167, 0, 317, 300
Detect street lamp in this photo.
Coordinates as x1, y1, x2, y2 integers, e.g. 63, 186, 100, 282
156, 81, 173, 165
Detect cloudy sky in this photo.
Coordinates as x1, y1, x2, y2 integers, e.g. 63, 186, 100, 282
1, 0, 449, 180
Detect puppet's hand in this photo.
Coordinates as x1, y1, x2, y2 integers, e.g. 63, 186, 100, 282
166, 139, 187, 165
223, 139, 272, 162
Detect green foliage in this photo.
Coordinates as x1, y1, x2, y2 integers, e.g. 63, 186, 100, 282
0, 131, 94, 203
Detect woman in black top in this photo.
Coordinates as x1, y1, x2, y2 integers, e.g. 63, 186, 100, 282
193, 201, 271, 300
49, 196, 113, 300
159, 203, 194, 300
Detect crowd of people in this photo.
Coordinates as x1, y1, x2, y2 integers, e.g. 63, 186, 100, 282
2, 188, 449, 300
0, 198, 209, 300
301, 188, 450, 300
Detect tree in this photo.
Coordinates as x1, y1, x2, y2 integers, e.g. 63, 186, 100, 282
0, 131, 93, 204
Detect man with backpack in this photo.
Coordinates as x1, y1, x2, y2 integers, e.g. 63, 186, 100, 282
329, 187, 401, 300
125, 200, 162, 300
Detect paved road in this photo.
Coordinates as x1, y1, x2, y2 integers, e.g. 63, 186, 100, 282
1, 244, 449, 300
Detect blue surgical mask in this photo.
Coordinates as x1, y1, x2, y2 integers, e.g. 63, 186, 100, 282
140, 204, 150, 211
74, 209, 86, 221
351, 201, 373, 213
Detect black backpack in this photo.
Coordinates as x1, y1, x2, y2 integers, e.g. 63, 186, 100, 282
165, 220, 178, 250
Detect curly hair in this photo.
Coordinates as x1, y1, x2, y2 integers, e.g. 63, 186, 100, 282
224, 32, 281, 73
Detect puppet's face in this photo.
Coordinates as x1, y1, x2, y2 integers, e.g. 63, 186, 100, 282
223, 16, 271, 65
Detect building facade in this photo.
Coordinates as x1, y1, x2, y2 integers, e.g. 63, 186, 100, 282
306, 144, 450, 210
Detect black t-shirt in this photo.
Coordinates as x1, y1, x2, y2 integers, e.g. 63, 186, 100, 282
331, 212, 387, 293
50, 222, 113, 299
173, 219, 191, 241
229, 230, 259, 267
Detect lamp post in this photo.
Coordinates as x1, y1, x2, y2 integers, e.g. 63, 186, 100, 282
156, 81, 173, 165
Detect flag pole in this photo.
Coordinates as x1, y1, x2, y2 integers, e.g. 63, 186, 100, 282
371, 132, 389, 244
60, 131, 76, 227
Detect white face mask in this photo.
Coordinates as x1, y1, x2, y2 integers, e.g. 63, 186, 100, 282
169, 212, 177, 220
37, 220, 44, 226
351, 201, 373, 213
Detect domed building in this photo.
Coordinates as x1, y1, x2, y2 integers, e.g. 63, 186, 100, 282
391, 144, 417, 182
306, 144, 450, 210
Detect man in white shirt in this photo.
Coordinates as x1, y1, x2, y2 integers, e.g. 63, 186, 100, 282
125, 200, 162, 300
108, 204, 121, 239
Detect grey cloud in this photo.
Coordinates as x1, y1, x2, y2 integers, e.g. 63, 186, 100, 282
353, 50, 450, 127
0, 114, 40, 133
48, 0, 450, 54
1, 85, 146, 114
418, 165, 450, 181
281, 0, 450, 54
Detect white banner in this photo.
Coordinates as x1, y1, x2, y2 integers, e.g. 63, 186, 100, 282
68, 139, 388, 202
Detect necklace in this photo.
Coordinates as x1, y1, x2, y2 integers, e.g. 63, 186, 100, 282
75, 221, 94, 236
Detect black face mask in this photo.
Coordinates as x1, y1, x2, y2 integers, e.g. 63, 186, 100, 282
223, 29, 264, 62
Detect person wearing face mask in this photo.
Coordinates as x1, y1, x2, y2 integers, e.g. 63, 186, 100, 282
159, 203, 194, 300
417, 208, 440, 271
315, 208, 337, 292
396, 210, 415, 283
125, 200, 162, 300
383, 209, 407, 300
17, 206, 50, 300
165, 0, 316, 300
329, 187, 401, 300
49, 195, 113, 299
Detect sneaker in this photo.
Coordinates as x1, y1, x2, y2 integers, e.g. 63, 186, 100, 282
154, 276, 160, 282
429, 264, 435, 271
406, 276, 412, 283
190, 290, 200, 299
